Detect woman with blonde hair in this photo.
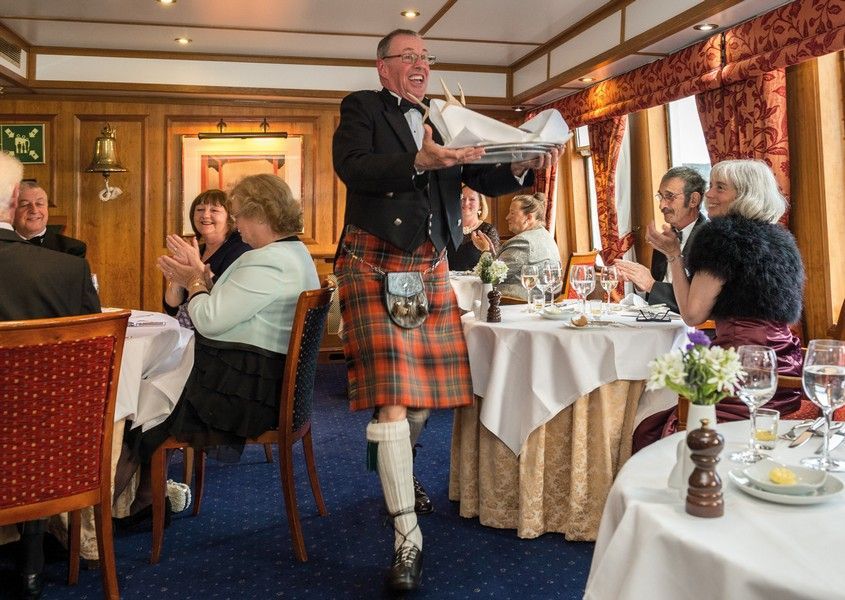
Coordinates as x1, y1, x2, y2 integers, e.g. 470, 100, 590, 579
447, 185, 501, 271
472, 192, 560, 299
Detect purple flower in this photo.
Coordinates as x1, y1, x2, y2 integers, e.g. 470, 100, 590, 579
685, 329, 711, 349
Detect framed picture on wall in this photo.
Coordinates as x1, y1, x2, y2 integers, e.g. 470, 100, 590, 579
181, 135, 302, 236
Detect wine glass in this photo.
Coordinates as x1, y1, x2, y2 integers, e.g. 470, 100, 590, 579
544, 262, 562, 307
800, 339, 845, 471
520, 265, 539, 312
600, 266, 618, 315
536, 261, 554, 310
729, 345, 777, 464
570, 265, 595, 316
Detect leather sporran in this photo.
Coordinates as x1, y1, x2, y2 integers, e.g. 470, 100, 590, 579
384, 272, 428, 329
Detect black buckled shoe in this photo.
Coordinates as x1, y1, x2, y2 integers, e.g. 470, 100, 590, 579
19, 572, 44, 600
387, 544, 423, 592
413, 475, 433, 514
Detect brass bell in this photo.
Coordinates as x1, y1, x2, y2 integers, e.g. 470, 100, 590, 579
86, 124, 127, 174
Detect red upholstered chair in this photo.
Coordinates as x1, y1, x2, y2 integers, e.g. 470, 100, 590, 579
150, 284, 334, 563
561, 250, 598, 301
0, 310, 130, 599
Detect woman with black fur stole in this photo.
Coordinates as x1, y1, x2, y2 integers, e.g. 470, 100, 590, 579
633, 159, 804, 451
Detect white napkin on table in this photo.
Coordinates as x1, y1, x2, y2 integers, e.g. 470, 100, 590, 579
425, 80, 571, 148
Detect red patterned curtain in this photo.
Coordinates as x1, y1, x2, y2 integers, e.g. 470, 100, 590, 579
695, 69, 790, 206
589, 116, 634, 264
533, 162, 557, 230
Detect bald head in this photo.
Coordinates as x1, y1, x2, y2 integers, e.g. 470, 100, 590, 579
0, 153, 23, 223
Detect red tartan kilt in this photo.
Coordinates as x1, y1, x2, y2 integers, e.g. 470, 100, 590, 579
335, 227, 474, 411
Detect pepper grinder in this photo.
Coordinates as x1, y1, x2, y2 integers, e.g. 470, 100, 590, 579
685, 418, 724, 518
486, 287, 502, 323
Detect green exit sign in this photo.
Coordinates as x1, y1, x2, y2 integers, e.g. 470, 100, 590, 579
2, 124, 45, 164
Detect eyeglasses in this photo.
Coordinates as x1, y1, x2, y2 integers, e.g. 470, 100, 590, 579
382, 52, 437, 66
654, 191, 684, 203
636, 308, 671, 322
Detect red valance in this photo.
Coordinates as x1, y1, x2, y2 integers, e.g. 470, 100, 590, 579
529, 0, 845, 127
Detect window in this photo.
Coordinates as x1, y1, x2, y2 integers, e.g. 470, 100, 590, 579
667, 96, 711, 183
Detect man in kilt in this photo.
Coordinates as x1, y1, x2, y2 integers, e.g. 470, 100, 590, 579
332, 29, 559, 592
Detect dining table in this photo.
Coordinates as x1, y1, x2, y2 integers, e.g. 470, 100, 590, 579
449, 303, 688, 540
60, 310, 193, 560
585, 419, 845, 600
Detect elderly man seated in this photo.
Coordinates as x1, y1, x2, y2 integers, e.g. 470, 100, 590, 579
615, 166, 706, 313
14, 180, 87, 257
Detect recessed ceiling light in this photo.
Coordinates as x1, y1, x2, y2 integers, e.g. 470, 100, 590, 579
174, 37, 191, 45
513, 106, 524, 112
579, 77, 594, 83
693, 23, 718, 31
156, 0, 177, 4
401, 9, 420, 18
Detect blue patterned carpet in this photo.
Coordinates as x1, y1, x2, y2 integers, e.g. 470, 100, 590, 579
1, 363, 593, 599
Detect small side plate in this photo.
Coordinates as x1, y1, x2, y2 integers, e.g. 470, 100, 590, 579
729, 470, 844, 505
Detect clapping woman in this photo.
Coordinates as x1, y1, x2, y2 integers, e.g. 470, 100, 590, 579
447, 185, 501, 271
164, 189, 251, 329
633, 160, 804, 451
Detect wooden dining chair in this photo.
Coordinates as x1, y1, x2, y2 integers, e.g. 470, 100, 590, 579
150, 284, 334, 564
561, 250, 598, 300
0, 310, 130, 599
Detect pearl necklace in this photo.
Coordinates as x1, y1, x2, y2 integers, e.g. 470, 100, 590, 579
462, 221, 481, 235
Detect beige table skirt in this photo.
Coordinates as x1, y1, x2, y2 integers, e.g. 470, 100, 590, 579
449, 380, 644, 541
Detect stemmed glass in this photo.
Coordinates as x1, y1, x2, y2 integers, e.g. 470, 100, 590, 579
544, 262, 562, 307
570, 264, 595, 316
520, 265, 539, 312
730, 345, 778, 464
600, 266, 618, 315
800, 339, 845, 471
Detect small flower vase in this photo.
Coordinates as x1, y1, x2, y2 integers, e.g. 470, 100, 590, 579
478, 282, 493, 320
668, 402, 716, 492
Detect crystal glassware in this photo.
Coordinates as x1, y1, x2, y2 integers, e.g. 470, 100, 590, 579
800, 339, 845, 471
569, 264, 595, 316
600, 266, 618, 315
520, 265, 539, 312
544, 262, 562, 307
729, 345, 777, 464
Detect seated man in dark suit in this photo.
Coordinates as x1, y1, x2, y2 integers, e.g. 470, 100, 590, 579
0, 155, 100, 600
615, 166, 707, 313
13, 180, 87, 257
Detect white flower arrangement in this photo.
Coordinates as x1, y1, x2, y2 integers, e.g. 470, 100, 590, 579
646, 329, 743, 405
473, 252, 508, 285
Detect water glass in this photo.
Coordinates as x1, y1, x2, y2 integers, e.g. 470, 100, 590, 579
730, 345, 777, 464
801, 339, 845, 471
569, 264, 595, 315
530, 290, 545, 313
754, 408, 779, 450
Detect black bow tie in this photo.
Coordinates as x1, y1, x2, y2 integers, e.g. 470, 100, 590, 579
399, 98, 423, 114
28, 234, 45, 246
672, 227, 683, 242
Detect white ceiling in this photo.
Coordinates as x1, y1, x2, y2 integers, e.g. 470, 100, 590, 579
0, 0, 794, 109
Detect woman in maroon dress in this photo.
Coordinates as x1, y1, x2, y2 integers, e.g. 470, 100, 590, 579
633, 160, 804, 451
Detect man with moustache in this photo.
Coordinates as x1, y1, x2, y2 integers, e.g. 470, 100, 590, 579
614, 166, 706, 313
0, 154, 100, 600
332, 29, 559, 592
14, 180, 87, 257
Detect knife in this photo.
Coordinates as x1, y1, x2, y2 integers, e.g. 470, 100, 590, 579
789, 417, 826, 448
816, 433, 845, 454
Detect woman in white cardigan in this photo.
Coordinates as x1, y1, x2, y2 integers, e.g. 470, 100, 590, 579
472, 192, 560, 299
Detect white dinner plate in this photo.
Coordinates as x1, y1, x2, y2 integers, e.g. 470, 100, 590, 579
728, 469, 845, 505
539, 307, 579, 320
560, 319, 616, 329
742, 459, 827, 495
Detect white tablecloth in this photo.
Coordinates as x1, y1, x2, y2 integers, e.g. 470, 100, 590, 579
449, 273, 483, 311
462, 305, 687, 454
586, 420, 845, 600
117, 310, 194, 431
